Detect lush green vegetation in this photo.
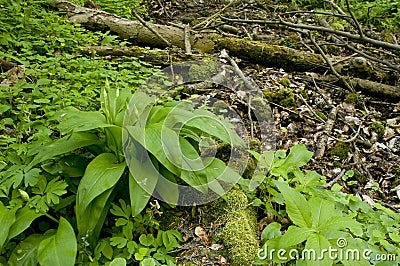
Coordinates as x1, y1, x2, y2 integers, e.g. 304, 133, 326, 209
1, 0, 399, 265
285, 0, 400, 30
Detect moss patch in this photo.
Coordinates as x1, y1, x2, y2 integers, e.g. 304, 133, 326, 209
330, 141, 350, 160
188, 60, 219, 81
216, 188, 259, 265
369, 121, 385, 138
345, 92, 360, 104
263, 87, 296, 107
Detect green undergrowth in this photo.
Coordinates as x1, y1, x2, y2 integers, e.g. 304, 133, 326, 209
1, 0, 400, 265
281, 0, 400, 31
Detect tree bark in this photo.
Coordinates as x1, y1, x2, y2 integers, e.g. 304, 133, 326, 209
51, 0, 399, 95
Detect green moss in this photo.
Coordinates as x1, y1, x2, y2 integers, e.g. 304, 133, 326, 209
330, 142, 350, 160
219, 188, 259, 265
279, 77, 291, 87
263, 87, 296, 107
300, 89, 308, 99
331, 22, 345, 31
188, 60, 219, 81
345, 92, 360, 104
369, 121, 385, 138
205, 188, 259, 265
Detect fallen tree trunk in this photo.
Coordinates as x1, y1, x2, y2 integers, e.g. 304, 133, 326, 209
51, 0, 326, 72
51, 0, 398, 93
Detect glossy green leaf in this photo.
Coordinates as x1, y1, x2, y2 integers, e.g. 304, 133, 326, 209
319, 216, 363, 237
125, 125, 180, 175
55, 106, 112, 134
271, 144, 313, 178
77, 188, 113, 246
129, 173, 154, 217
304, 234, 333, 266
261, 222, 281, 242
267, 225, 313, 250
41, 155, 88, 177
186, 108, 245, 147
76, 153, 126, 215
0, 202, 16, 248
28, 132, 99, 169
37, 217, 77, 266
309, 197, 336, 229
155, 167, 179, 205
274, 181, 312, 228
8, 234, 47, 266
8, 205, 43, 240
109, 257, 127, 266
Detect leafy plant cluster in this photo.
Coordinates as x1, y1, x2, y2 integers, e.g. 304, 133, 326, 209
246, 145, 400, 265
282, 0, 400, 30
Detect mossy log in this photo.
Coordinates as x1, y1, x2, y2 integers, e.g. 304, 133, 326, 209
51, 0, 325, 72
52, 0, 399, 96
317, 74, 400, 99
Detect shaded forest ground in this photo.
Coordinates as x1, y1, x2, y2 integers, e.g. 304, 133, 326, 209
1, 0, 400, 265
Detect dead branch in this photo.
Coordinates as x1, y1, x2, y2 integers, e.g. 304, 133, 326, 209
221, 17, 400, 52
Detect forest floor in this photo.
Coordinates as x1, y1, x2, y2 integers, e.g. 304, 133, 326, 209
145, 1, 400, 264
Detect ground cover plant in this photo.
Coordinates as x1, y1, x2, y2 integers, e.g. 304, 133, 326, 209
1, 0, 400, 265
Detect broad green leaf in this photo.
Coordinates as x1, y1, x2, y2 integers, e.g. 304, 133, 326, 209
77, 188, 113, 246
28, 132, 99, 169
261, 222, 281, 242
124, 91, 155, 127
319, 216, 363, 237
0, 202, 16, 248
304, 234, 333, 266
141, 258, 157, 266
8, 234, 47, 266
125, 125, 180, 176
76, 153, 126, 214
8, 205, 43, 240
37, 217, 77, 266
186, 108, 245, 147
155, 167, 179, 205
271, 144, 313, 178
110, 237, 128, 248
129, 173, 154, 217
126, 142, 159, 216
309, 197, 336, 229
274, 181, 312, 228
109, 257, 127, 266
267, 225, 313, 249
41, 155, 88, 177
55, 106, 112, 134
139, 234, 154, 247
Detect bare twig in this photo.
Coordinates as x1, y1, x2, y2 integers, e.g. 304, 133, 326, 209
132, 10, 172, 47
220, 16, 400, 51
315, 106, 337, 159
193, 0, 235, 30
184, 25, 192, 55
308, 31, 354, 92
296, 94, 326, 123
345, 0, 364, 38
322, 169, 346, 188
283, 10, 350, 19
